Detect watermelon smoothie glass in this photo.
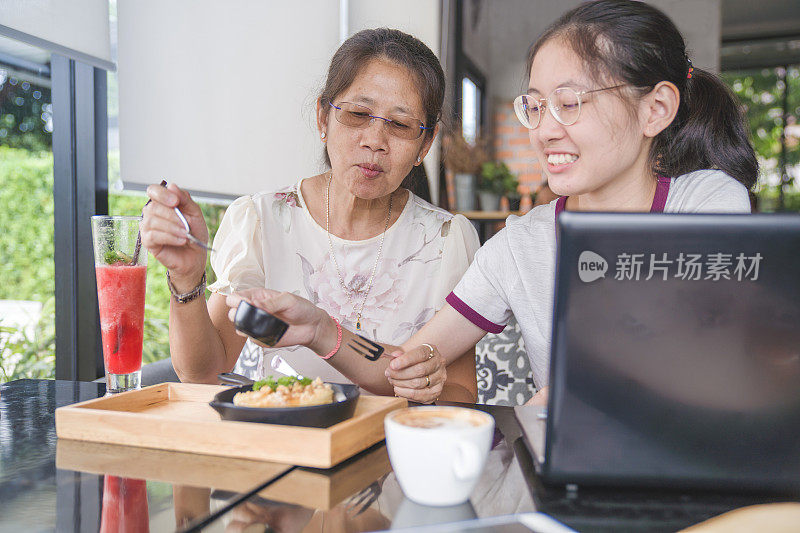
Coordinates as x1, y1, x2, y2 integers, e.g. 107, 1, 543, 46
91, 216, 148, 393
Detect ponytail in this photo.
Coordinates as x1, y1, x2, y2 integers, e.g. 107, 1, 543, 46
655, 68, 757, 189
527, 0, 758, 190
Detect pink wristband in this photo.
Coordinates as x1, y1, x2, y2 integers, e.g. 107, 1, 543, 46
321, 316, 342, 360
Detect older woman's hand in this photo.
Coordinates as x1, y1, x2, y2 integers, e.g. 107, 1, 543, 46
226, 288, 331, 351
386, 344, 446, 404
141, 183, 208, 290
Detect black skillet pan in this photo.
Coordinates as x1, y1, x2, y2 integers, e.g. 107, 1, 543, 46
209, 372, 360, 428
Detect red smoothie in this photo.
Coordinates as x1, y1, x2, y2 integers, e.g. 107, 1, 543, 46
96, 264, 147, 375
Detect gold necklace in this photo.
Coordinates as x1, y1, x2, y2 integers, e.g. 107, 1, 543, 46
325, 171, 393, 331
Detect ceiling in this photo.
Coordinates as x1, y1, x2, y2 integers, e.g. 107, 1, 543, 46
721, 0, 800, 42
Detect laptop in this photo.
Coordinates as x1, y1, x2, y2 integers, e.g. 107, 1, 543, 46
516, 212, 800, 492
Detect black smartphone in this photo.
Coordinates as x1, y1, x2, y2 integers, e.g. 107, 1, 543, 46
233, 301, 289, 346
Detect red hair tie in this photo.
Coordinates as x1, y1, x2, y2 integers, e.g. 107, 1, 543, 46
687, 67, 694, 79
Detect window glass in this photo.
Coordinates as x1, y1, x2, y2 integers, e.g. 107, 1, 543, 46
462, 76, 481, 144
0, 63, 55, 382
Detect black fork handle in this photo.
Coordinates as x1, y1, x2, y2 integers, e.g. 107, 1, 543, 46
217, 372, 255, 387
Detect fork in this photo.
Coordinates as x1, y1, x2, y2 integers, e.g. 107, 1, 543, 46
270, 355, 303, 379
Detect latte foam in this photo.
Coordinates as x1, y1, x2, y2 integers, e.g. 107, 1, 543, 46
392, 408, 488, 429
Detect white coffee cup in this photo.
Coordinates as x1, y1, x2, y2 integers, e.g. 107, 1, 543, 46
384, 406, 495, 506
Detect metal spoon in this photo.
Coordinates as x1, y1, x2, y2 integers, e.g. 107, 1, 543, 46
172, 205, 216, 252
153, 180, 215, 253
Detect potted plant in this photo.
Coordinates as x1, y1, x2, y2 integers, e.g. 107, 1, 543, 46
443, 130, 488, 212
479, 162, 516, 211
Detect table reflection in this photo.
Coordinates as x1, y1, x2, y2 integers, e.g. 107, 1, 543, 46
173, 486, 210, 530
206, 437, 536, 532
100, 476, 149, 533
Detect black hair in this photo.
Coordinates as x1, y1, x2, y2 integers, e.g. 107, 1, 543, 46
527, 0, 757, 189
319, 28, 444, 139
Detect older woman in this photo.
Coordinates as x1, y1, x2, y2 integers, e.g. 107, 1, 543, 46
141, 28, 480, 402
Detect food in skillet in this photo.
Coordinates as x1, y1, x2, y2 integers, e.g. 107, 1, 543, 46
232, 376, 335, 408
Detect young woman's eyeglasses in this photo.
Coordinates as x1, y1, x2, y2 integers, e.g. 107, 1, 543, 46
513, 85, 625, 129
329, 102, 431, 140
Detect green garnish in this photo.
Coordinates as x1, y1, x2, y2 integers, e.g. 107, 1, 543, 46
277, 376, 295, 387
252, 376, 276, 392
104, 250, 134, 265
251, 375, 310, 392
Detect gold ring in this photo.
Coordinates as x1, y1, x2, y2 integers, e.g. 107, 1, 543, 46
425, 375, 431, 387
422, 343, 434, 360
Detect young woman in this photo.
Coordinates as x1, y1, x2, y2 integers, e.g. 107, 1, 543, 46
225, 0, 756, 404
141, 28, 480, 403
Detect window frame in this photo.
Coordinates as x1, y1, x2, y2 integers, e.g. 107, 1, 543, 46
51, 53, 107, 381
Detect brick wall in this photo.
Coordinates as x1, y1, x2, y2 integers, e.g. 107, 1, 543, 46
492, 100, 544, 200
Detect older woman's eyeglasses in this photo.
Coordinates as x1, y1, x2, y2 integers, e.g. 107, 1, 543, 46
329, 102, 430, 140
513, 85, 625, 129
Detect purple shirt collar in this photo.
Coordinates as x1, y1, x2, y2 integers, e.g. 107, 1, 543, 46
554, 176, 671, 221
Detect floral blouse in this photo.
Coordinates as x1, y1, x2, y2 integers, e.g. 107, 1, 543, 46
207, 179, 481, 383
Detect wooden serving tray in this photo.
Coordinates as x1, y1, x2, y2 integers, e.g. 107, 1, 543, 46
56, 439, 391, 510
55, 382, 406, 468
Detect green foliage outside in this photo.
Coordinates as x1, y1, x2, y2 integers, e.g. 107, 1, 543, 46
0, 70, 52, 152
721, 66, 800, 209
0, 147, 54, 301
0, 147, 55, 381
0, 70, 56, 380
0, 298, 55, 381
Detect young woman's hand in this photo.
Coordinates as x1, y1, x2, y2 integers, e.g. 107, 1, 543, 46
225, 289, 331, 351
141, 183, 208, 291
385, 344, 446, 404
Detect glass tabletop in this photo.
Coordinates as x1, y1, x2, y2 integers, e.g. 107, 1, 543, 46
2, 379, 797, 533
0, 380, 240, 532
0, 380, 536, 533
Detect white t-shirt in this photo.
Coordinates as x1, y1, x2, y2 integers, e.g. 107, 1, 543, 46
448, 170, 752, 388
208, 179, 480, 382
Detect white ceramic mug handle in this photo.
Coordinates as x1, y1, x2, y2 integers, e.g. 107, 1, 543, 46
452, 441, 482, 481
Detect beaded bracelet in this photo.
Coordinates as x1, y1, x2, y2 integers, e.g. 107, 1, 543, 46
166, 271, 206, 304
320, 316, 342, 360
